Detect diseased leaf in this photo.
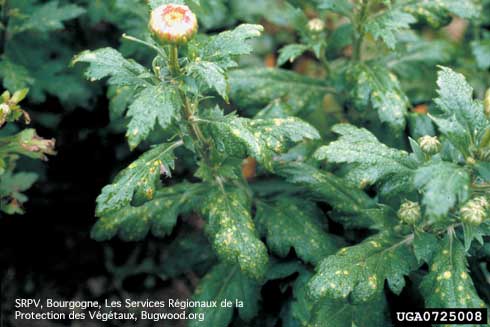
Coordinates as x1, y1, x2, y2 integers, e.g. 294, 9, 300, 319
255, 197, 338, 265
0, 171, 38, 215
404, 0, 480, 27
414, 159, 470, 218
199, 24, 264, 68
73, 47, 150, 86
276, 162, 375, 217
420, 236, 487, 310
348, 63, 409, 130
200, 111, 319, 169
92, 182, 204, 241
201, 187, 269, 280
187, 61, 228, 101
229, 68, 333, 114
126, 85, 182, 149
95, 142, 180, 216
431, 67, 487, 151
315, 124, 415, 188
365, 9, 416, 49
190, 263, 260, 327
308, 232, 418, 302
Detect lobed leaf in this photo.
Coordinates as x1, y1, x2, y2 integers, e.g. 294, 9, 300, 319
125, 85, 182, 149
414, 159, 470, 218
255, 197, 339, 265
73, 47, 150, 86
365, 9, 416, 49
420, 235, 487, 311
431, 66, 487, 150
308, 232, 418, 302
186, 61, 228, 101
190, 263, 260, 327
229, 68, 333, 114
95, 142, 180, 216
315, 124, 415, 188
347, 63, 410, 130
201, 188, 269, 280
92, 182, 204, 241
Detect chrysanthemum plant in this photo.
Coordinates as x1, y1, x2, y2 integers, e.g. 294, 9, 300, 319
75, 2, 490, 326
0, 88, 55, 214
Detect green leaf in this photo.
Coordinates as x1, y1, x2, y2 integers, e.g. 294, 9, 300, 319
420, 236, 487, 311
73, 47, 150, 86
404, 0, 480, 27
255, 197, 338, 265
308, 296, 388, 327
95, 141, 180, 216
92, 182, 204, 241
0, 171, 38, 215
16, 1, 85, 33
201, 187, 269, 279
0, 58, 34, 92
187, 61, 228, 101
277, 44, 309, 66
317, 0, 353, 16
315, 124, 415, 188
471, 40, 490, 70
308, 232, 418, 302
201, 112, 319, 169
190, 263, 260, 327
365, 9, 416, 49
431, 67, 487, 149
276, 162, 375, 217
126, 85, 182, 149
414, 160, 470, 218
348, 63, 409, 130
229, 68, 333, 114
199, 24, 264, 67
413, 231, 439, 264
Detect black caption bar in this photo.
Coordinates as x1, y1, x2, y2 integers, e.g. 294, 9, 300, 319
395, 308, 488, 325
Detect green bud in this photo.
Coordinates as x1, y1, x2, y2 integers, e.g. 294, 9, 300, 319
398, 200, 421, 225
460, 198, 487, 226
418, 135, 441, 155
307, 18, 325, 32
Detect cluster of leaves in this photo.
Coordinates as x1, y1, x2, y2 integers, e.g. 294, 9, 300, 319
0, 88, 55, 214
0, 0, 92, 107
77, 0, 490, 326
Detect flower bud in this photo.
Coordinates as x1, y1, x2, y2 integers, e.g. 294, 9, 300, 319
484, 88, 490, 119
307, 18, 325, 32
418, 135, 441, 155
460, 198, 487, 226
398, 200, 421, 225
149, 4, 198, 45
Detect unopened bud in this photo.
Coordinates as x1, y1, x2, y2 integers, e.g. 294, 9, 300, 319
398, 200, 421, 225
149, 4, 198, 45
307, 18, 325, 32
418, 135, 441, 155
460, 198, 487, 226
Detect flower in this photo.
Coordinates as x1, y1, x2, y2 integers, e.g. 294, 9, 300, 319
418, 135, 441, 155
149, 4, 198, 45
398, 200, 421, 225
307, 18, 325, 32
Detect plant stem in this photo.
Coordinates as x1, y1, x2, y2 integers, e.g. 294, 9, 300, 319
352, 0, 370, 61
167, 45, 211, 165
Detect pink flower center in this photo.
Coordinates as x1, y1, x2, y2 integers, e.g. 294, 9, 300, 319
162, 6, 187, 26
